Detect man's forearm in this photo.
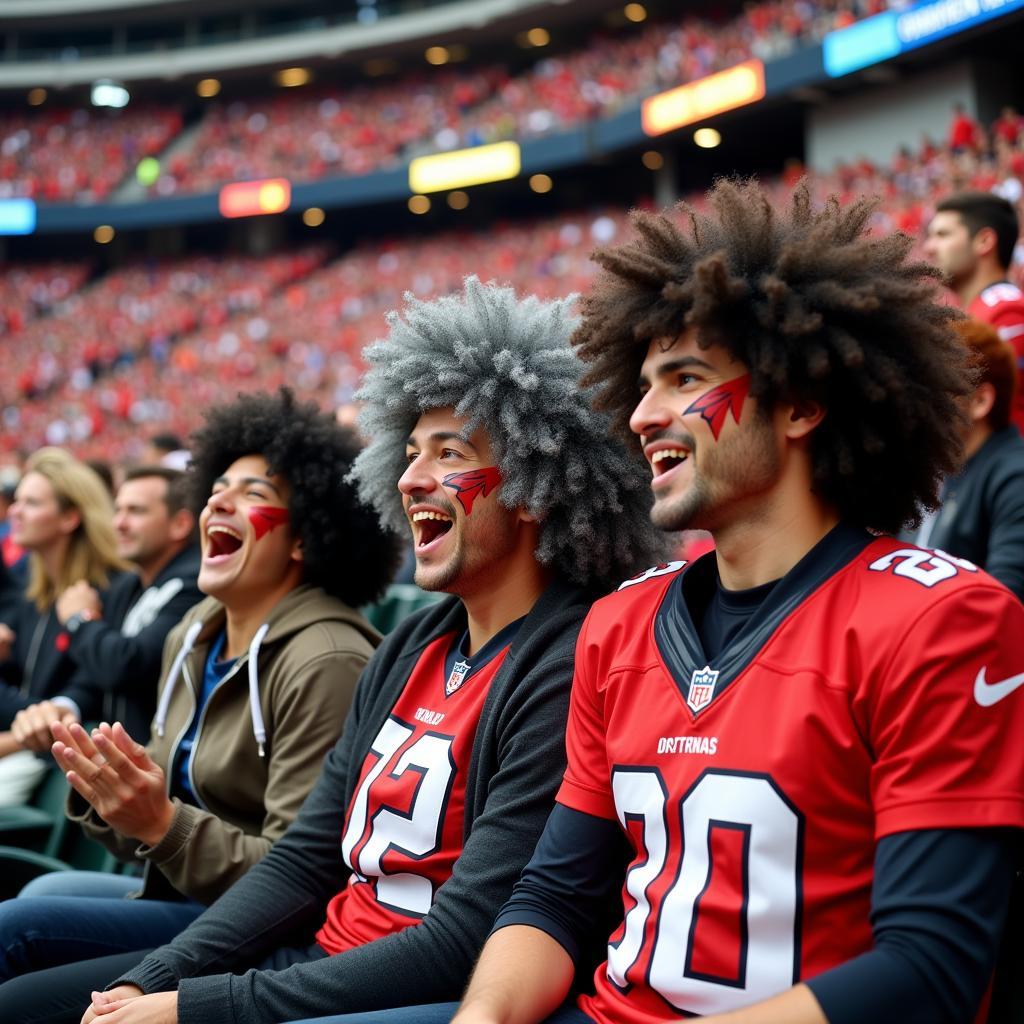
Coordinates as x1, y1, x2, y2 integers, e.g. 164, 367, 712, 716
0, 730, 23, 756
453, 925, 575, 1024
701, 984, 827, 1024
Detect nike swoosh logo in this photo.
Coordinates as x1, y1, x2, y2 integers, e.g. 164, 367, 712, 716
974, 667, 1024, 707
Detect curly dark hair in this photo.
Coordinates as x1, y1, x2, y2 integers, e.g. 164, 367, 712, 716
573, 179, 973, 534
188, 389, 400, 606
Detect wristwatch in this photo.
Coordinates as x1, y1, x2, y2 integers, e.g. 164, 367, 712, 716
65, 609, 98, 634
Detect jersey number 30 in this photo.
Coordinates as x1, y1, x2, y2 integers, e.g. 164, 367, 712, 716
340, 716, 456, 917
609, 767, 803, 1015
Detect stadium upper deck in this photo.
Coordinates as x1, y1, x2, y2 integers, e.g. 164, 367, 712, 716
0, 0, 885, 204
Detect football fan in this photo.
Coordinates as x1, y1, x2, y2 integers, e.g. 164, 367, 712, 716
925, 190, 1024, 432
59, 278, 663, 1024
0, 390, 396, 1020
345, 182, 1024, 1024
0, 448, 129, 803
907, 319, 1024, 600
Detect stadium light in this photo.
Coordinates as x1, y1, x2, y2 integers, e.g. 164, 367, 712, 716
642, 60, 764, 136
526, 28, 550, 46
642, 150, 664, 170
694, 128, 722, 148
425, 46, 450, 65
624, 3, 647, 22
274, 67, 311, 88
91, 80, 130, 109
27, 88, 46, 106
94, 225, 115, 244
219, 178, 292, 219
409, 142, 521, 194
529, 174, 553, 193
303, 207, 326, 227
196, 78, 221, 98
408, 195, 432, 215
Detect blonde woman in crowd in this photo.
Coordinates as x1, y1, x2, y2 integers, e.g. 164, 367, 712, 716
0, 447, 129, 804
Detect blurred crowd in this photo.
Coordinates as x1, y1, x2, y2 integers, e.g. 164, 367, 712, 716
0, 0, 890, 202
0, 106, 182, 203
3, 107, 1023, 464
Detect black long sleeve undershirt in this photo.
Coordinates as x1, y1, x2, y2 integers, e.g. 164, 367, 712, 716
493, 803, 1017, 1022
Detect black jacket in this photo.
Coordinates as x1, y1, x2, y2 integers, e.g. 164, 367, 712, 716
116, 577, 595, 1024
66, 545, 202, 739
0, 573, 127, 729
0, 556, 19, 624
926, 427, 1024, 601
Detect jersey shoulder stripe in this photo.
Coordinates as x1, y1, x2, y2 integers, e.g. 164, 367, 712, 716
617, 560, 687, 591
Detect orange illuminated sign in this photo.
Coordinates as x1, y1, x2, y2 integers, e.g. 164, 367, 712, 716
641, 60, 766, 136
218, 178, 292, 219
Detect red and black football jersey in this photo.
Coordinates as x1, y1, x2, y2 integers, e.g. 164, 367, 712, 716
316, 623, 516, 954
558, 526, 1024, 1023
968, 281, 1024, 433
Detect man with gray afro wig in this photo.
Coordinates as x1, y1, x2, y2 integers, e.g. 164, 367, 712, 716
65, 282, 664, 1024
351, 275, 664, 591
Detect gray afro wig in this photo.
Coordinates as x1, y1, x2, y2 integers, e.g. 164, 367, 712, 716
350, 276, 668, 591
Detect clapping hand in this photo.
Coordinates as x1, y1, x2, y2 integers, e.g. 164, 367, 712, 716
52, 721, 175, 848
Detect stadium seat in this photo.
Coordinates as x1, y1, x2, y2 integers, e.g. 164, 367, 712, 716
363, 583, 443, 635
0, 762, 73, 856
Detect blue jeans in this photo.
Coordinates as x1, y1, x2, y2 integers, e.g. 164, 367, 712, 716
0, 889, 204, 981
286, 1003, 593, 1024
19, 870, 140, 899
0, 940, 326, 1024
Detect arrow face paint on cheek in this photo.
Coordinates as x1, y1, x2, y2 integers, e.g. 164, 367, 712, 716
442, 467, 503, 516
684, 374, 751, 440
248, 505, 291, 540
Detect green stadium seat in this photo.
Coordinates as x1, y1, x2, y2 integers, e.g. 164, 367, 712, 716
363, 583, 443, 636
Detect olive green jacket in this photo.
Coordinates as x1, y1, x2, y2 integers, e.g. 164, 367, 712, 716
68, 584, 379, 904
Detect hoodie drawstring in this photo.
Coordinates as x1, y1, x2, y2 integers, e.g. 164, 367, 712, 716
247, 623, 270, 757
155, 619, 270, 757
154, 621, 203, 738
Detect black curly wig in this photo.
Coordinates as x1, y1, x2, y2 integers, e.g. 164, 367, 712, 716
574, 179, 973, 535
188, 389, 400, 606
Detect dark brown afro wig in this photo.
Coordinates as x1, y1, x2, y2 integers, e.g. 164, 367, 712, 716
573, 179, 972, 535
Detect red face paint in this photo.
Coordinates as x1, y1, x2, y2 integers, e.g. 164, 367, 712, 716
684, 374, 751, 440
442, 467, 503, 516
248, 505, 290, 540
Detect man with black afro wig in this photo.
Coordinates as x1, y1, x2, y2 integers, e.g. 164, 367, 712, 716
66, 279, 666, 1024
187, 388, 399, 608
0, 390, 397, 1023
389, 182, 1024, 1024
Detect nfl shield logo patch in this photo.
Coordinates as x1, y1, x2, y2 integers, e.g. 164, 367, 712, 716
687, 665, 718, 714
446, 659, 471, 696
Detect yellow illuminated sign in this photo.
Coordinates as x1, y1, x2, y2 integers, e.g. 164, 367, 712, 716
409, 142, 521, 194
642, 60, 766, 137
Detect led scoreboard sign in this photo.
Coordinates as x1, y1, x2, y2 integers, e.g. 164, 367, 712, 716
218, 178, 292, 219
824, 0, 1024, 76
641, 60, 766, 136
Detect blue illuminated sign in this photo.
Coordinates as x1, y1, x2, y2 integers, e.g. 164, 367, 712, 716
0, 198, 36, 235
825, 0, 1024, 76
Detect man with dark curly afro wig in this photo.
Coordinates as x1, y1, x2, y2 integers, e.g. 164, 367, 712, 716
0, 389, 399, 1022
54, 279, 665, 1024
376, 182, 1024, 1024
